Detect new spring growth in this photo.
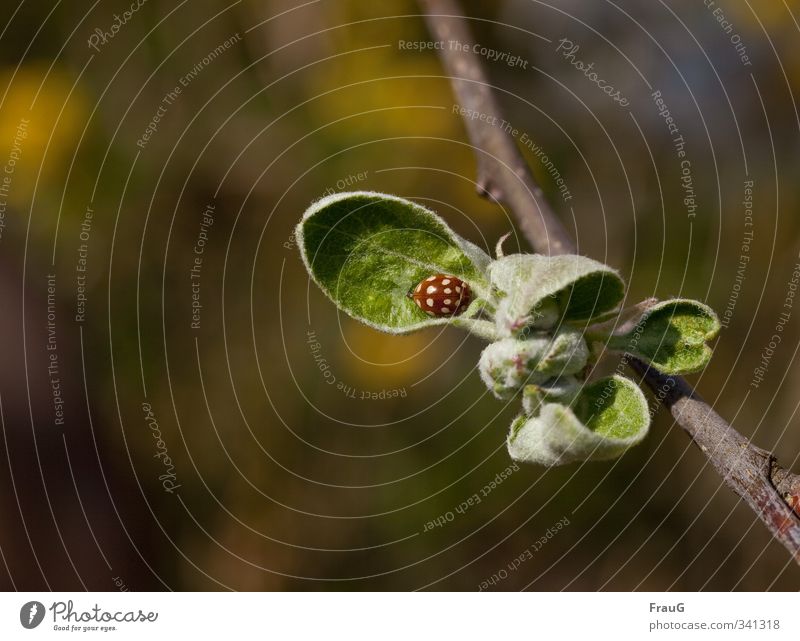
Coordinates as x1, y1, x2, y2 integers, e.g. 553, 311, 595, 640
297, 192, 720, 467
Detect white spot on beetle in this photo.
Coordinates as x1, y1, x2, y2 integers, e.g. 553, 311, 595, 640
426, 285, 437, 294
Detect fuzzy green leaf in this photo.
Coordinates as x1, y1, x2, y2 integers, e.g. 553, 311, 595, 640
489, 254, 625, 336
297, 191, 491, 333
602, 299, 720, 374
508, 375, 649, 466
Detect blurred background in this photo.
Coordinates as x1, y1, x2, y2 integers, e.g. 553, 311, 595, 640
0, 0, 799, 590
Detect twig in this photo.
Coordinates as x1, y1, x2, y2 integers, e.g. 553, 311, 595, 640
420, 0, 800, 564
420, 0, 574, 256
628, 361, 800, 559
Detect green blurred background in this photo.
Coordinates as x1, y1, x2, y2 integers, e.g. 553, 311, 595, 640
0, 0, 799, 590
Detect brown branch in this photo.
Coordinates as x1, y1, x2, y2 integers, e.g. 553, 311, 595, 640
420, 0, 800, 564
629, 361, 800, 558
420, 0, 575, 257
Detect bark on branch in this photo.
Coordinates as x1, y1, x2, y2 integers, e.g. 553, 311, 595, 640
420, 0, 574, 256
420, 0, 800, 564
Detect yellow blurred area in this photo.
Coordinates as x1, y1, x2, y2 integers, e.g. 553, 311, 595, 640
307, 56, 458, 138
301, 2, 456, 135
729, 0, 800, 29
339, 320, 446, 387
0, 65, 86, 211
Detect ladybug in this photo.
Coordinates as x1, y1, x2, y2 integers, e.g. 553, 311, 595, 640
408, 274, 471, 317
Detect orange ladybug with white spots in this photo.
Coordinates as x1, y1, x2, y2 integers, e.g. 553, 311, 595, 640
408, 274, 471, 317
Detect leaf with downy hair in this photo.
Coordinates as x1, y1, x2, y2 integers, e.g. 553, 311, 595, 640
297, 191, 491, 334
597, 299, 721, 374
489, 254, 625, 336
507, 375, 649, 466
